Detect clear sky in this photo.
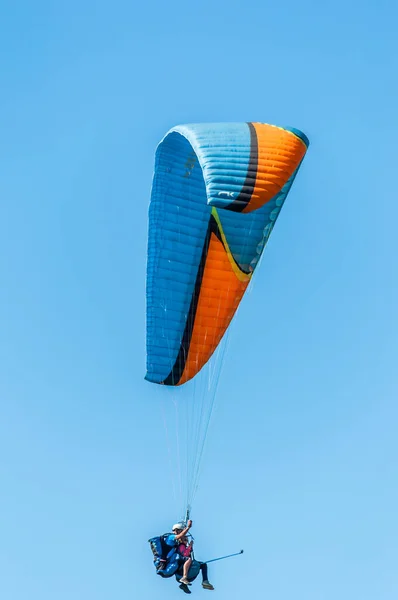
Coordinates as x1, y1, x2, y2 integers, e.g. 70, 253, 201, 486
1, 1, 397, 599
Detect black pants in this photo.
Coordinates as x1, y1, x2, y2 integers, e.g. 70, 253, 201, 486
199, 563, 208, 581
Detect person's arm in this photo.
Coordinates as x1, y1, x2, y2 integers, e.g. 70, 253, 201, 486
175, 520, 192, 541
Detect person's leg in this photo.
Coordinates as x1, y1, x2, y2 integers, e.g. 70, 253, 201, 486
179, 558, 192, 584
200, 563, 214, 590
183, 558, 192, 577
200, 563, 208, 581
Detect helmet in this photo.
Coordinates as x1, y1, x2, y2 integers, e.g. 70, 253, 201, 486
172, 522, 185, 532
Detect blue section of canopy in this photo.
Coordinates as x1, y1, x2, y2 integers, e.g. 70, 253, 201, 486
217, 164, 303, 271
146, 131, 210, 383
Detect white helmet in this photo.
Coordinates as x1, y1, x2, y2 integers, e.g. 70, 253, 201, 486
172, 522, 185, 532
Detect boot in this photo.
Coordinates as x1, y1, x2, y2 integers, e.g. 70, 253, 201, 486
202, 580, 215, 590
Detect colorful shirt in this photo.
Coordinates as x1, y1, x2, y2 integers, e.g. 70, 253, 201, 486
178, 543, 192, 557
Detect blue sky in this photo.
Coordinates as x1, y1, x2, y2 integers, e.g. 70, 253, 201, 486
1, 1, 397, 599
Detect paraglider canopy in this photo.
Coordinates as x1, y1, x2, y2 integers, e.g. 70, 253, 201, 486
146, 122, 309, 387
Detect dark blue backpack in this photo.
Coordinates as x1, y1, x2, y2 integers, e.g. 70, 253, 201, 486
148, 534, 180, 578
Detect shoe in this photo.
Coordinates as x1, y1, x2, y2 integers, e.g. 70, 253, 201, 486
202, 580, 215, 590
179, 577, 190, 585
179, 583, 191, 594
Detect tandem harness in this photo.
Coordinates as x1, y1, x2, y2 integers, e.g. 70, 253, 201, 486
148, 534, 181, 578
148, 533, 201, 581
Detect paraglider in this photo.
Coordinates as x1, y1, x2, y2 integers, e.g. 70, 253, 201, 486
146, 121, 309, 588
148, 520, 215, 593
